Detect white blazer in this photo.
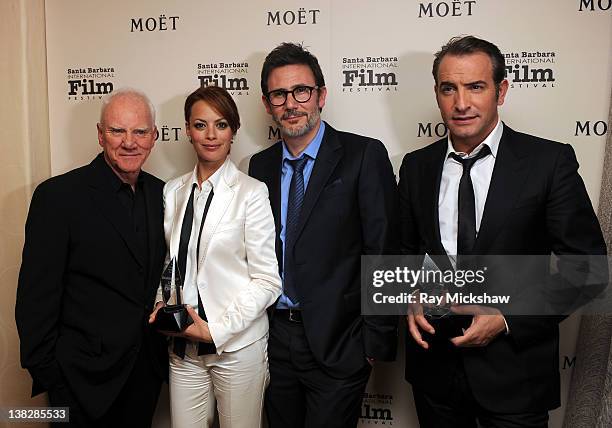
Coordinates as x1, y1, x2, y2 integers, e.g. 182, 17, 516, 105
159, 158, 281, 354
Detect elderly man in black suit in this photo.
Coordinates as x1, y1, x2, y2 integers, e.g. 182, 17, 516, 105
16, 88, 167, 427
399, 35, 607, 428
249, 42, 399, 428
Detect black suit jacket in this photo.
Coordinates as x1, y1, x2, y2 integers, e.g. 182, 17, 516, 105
398, 125, 607, 413
249, 122, 399, 378
15, 154, 168, 418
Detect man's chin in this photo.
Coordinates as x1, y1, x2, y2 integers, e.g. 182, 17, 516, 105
281, 126, 309, 138
116, 160, 145, 174
275, 113, 318, 139
448, 127, 477, 141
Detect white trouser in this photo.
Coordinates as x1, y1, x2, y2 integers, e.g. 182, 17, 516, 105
169, 335, 269, 428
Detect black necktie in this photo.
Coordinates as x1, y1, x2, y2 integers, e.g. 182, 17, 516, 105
177, 184, 196, 291
283, 157, 308, 303
174, 183, 216, 357
450, 145, 491, 256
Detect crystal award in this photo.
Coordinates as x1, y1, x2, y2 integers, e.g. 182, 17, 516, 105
152, 258, 194, 332
420, 255, 470, 338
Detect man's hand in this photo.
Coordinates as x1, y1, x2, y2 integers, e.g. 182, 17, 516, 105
449, 305, 506, 347
148, 301, 164, 324
406, 302, 436, 350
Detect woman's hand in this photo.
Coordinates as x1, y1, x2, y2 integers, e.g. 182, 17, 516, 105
180, 306, 214, 343
160, 305, 214, 343
148, 301, 165, 324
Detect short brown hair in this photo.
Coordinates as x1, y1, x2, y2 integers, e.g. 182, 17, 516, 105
184, 85, 241, 133
433, 35, 506, 97
261, 42, 325, 96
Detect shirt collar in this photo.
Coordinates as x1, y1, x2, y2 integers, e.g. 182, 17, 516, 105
446, 119, 503, 160
282, 121, 326, 162
188, 156, 228, 191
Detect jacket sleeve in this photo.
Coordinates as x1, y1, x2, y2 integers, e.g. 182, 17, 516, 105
207, 182, 282, 352
358, 140, 399, 361
15, 181, 68, 391
506, 144, 608, 348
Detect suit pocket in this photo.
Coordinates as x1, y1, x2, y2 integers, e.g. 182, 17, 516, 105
214, 217, 245, 233
343, 289, 361, 310
513, 195, 541, 210
319, 179, 347, 199
325, 178, 343, 189
60, 327, 102, 357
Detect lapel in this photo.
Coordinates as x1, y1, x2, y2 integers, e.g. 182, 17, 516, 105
473, 125, 530, 253
423, 140, 454, 271
256, 143, 283, 264
142, 172, 163, 299
293, 124, 342, 242
87, 155, 144, 267
197, 160, 236, 269
169, 175, 192, 263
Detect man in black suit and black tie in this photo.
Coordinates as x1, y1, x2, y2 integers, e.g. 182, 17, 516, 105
16, 88, 167, 427
398, 36, 607, 427
249, 42, 399, 428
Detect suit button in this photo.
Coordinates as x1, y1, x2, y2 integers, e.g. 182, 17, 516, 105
138, 268, 144, 275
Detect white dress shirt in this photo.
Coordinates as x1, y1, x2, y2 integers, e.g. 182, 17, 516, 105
438, 120, 503, 261
438, 120, 509, 332
182, 162, 225, 309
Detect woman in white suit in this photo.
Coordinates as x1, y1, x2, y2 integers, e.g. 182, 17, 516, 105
149, 85, 281, 428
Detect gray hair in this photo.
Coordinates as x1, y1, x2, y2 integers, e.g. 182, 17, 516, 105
99, 87, 156, 125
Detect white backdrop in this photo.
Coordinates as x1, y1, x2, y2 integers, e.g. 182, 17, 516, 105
44, 1, 612, 426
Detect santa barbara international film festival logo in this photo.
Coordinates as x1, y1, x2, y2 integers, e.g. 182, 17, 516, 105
66, 66, 115, 101
196, 61, 250, 96
341, 55, 399, 94
503, 49, 557, 89
359, 392, 394, 425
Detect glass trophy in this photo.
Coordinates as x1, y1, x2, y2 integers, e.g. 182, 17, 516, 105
419, 255, 469, 338
152, 258, 194, 332
420, 255, 451, 318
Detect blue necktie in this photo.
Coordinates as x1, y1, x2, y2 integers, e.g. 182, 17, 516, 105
284, 157, 308, 303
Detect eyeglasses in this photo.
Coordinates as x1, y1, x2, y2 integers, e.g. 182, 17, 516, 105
266, 85, 319, 107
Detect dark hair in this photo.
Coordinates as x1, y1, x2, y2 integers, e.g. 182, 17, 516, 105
184, 85, 240, 134
432, 35, 506, 95
260, 42, 326, 95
